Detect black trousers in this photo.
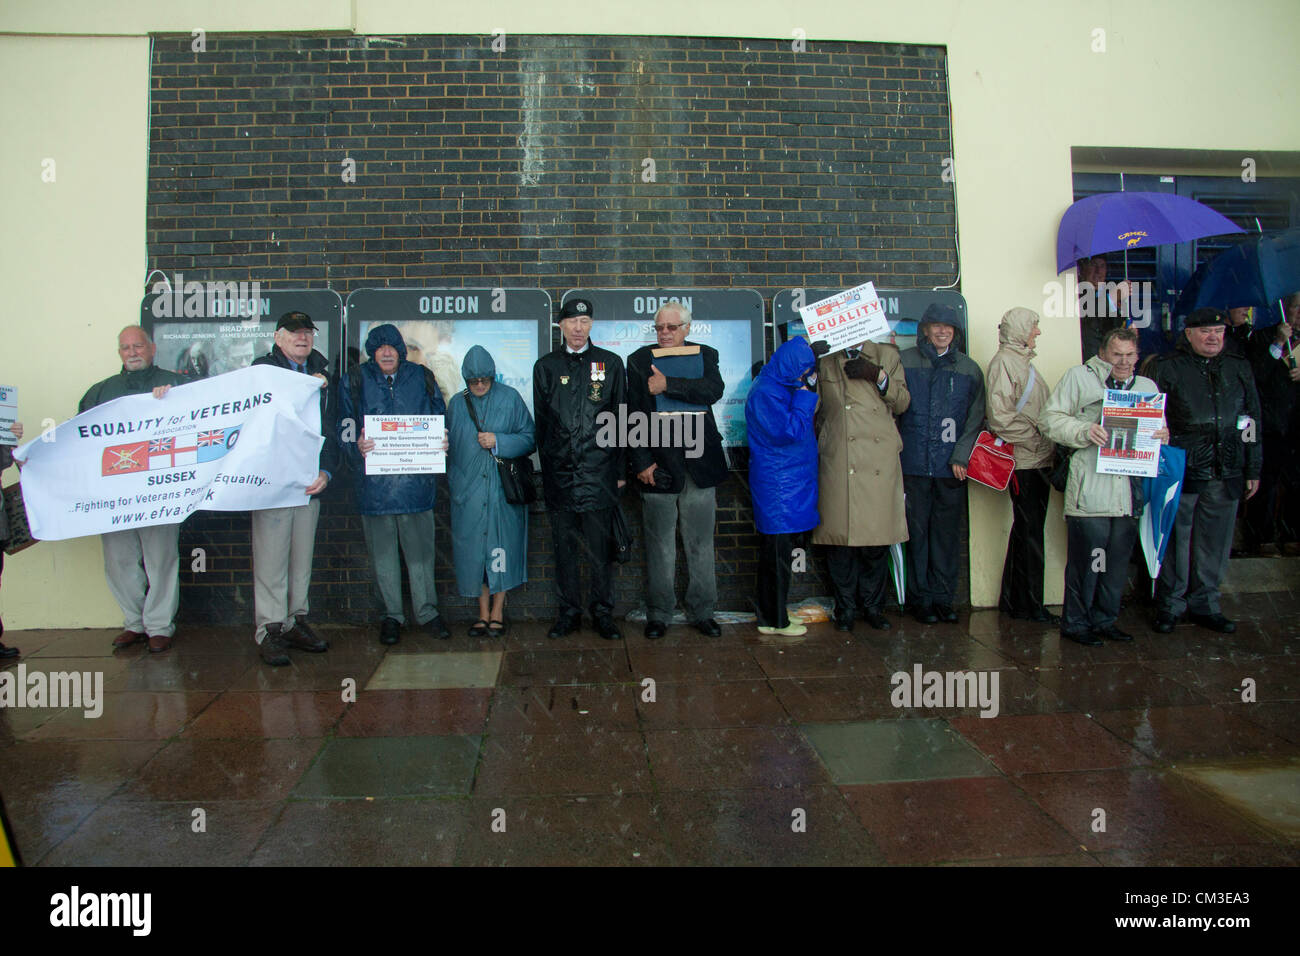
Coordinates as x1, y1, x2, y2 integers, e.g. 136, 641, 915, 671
1063, 515, 1137, 633
903, 474, 966, 606
756, 532, 804, 627
823, 544, 890, 615
1244, 433, 1299, 547
550, 507, 615, 618
1000, 467, 1051, 616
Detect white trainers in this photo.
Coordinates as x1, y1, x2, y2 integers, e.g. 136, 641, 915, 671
757, 622, 808, 636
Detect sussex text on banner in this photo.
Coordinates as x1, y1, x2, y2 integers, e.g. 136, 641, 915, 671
14, 366, 325, 541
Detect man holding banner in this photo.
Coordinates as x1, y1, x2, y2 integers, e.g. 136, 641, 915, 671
249, 312, 338, 666
79, 327, 186, 653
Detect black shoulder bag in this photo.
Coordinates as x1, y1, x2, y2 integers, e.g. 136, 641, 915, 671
463, 391, 537, 506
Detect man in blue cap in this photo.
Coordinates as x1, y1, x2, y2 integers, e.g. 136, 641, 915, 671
339, 323, 450, 645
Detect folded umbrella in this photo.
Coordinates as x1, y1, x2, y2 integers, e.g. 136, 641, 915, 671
1057, 192, 1244, 274
886, 541, 907, 609
1139, 445, 1186, 586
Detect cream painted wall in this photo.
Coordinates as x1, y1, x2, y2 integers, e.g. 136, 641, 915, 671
1, 1, 1296, 623
0, 36, 152, 628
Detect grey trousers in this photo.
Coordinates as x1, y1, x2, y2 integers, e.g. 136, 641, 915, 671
1156, 479, 1237, 617
251, 498, 320, 643
361, 509, 439, 625
641, 473, 717, 623
101, 523, 181, 637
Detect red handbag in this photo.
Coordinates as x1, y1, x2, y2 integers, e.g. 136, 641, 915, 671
966, 431, 1016, 491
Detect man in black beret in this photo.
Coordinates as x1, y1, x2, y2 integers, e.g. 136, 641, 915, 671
1151, 308, 1261, 634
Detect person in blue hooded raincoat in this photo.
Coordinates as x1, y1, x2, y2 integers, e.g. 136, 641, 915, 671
446, 345, 536, 635
744, 336, 820, 636
339, 323, 450, 645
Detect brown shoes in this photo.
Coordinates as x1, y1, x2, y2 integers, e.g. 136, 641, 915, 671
259, 623, 292, 666
113, 629, 147, 648
284, 617, 328, 652
147, 634, 174, 653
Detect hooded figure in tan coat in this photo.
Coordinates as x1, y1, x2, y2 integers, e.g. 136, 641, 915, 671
985, 307, 1059, 623
811, 339, 910, 630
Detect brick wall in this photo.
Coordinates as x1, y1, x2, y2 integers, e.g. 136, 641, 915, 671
150, 33, 961, 626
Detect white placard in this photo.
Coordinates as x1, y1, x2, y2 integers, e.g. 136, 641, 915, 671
798, 281, 891, 354
0, 385, 16, 446
1096, 390, 1166, 478
364, 414, 445, 475
13, 366, 325, 540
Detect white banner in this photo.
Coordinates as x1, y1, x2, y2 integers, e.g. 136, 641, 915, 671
364, 414, 445, 475
798, 281, 890, 354
14, 366, 325, 540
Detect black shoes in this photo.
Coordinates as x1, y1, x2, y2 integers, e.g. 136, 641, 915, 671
594, 615, 622, 641
1061, 628, 1103, 646
910, 604, 939, 624
934, 604, 959, 624
548, 613, 581, 640
379, 617, 401, 645
861, 609, 891, 631
1005, 607, 1062, 625
833, 609, 855, 632
468, 619, 489, 637
259, 623, 292, 666
425, 615, 452, 640
1152, 613, 1178, 634
693, 619, 721, 637
1187, 612, 1236, 634
1093, 624, 1133, 642
645, 620, 667, 640
285, 617, 329, 652
0, 642, 19, 659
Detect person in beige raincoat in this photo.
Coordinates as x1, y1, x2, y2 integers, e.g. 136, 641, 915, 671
812, 338, 910, 631
986, 307, 1058, 623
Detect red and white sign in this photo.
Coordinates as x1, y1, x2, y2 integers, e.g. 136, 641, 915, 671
798, 281, 890, 354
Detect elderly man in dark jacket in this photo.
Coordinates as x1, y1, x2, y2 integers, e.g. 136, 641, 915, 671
249, 312, 340, 666
340, 323, 450, 645
81, 326, 186, 653
533, 298, 627, 641
1242, 295, 1299, 554
626, 302, 729, 639
897, 304, 985, 623
1152, 308, 1262, 634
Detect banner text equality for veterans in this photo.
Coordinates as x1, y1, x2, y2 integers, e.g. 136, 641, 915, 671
15, 366, 325, 540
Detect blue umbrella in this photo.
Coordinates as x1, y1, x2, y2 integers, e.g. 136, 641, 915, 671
1057, 192, 1244, 274
1139, 445, 1186, 584
1173, 228, 1300, 328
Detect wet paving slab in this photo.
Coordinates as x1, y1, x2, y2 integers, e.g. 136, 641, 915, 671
1, 605, 1296, 866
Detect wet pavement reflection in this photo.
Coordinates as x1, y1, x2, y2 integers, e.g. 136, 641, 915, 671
2, 591, 1298, 866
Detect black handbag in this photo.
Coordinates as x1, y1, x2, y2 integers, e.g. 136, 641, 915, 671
1048, 447, 1073, 493
3, 481, 36, 555
463, 391, 537, 506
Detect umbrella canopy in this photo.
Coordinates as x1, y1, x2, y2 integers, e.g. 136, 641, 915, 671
1139, 445, 1187, 582
1057, 192, 1244, 274
1173, 228, 1300, 327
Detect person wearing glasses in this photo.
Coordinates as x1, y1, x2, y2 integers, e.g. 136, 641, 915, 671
340, 323, 451, 646
625, 302, 729, 639
248, 312, 339, 666
446, 345, 535, 636
533, 298, 628, 641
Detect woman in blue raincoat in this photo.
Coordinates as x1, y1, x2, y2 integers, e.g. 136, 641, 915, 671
744, 337, 820, 636
446, 346, 536, 635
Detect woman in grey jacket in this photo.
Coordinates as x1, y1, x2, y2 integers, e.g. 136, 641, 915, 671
1040, 328, 1168, 644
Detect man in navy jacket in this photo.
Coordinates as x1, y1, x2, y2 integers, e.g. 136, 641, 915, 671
339, 323, 450, 645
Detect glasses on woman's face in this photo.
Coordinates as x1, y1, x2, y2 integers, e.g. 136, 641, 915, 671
655, 323, 684, 333
466, 376, 493, 387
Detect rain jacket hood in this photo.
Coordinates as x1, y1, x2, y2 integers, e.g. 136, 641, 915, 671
365, 323, 408, 363
997, 307, 1040, 356
769, 337, 816, 388
461, 345, 496, 381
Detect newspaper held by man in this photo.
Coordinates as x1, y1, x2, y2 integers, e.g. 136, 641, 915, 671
1096, 389, 1166, 478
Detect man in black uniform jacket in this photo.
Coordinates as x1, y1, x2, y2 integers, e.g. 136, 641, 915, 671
533, 298, 627, 640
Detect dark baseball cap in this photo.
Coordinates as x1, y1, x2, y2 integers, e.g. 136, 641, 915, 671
1184, 307, 1227, 328
276, 311, 317, 332
559, 298, 594, 320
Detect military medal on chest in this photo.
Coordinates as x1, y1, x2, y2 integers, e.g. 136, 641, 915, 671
589, 361, 605, 401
